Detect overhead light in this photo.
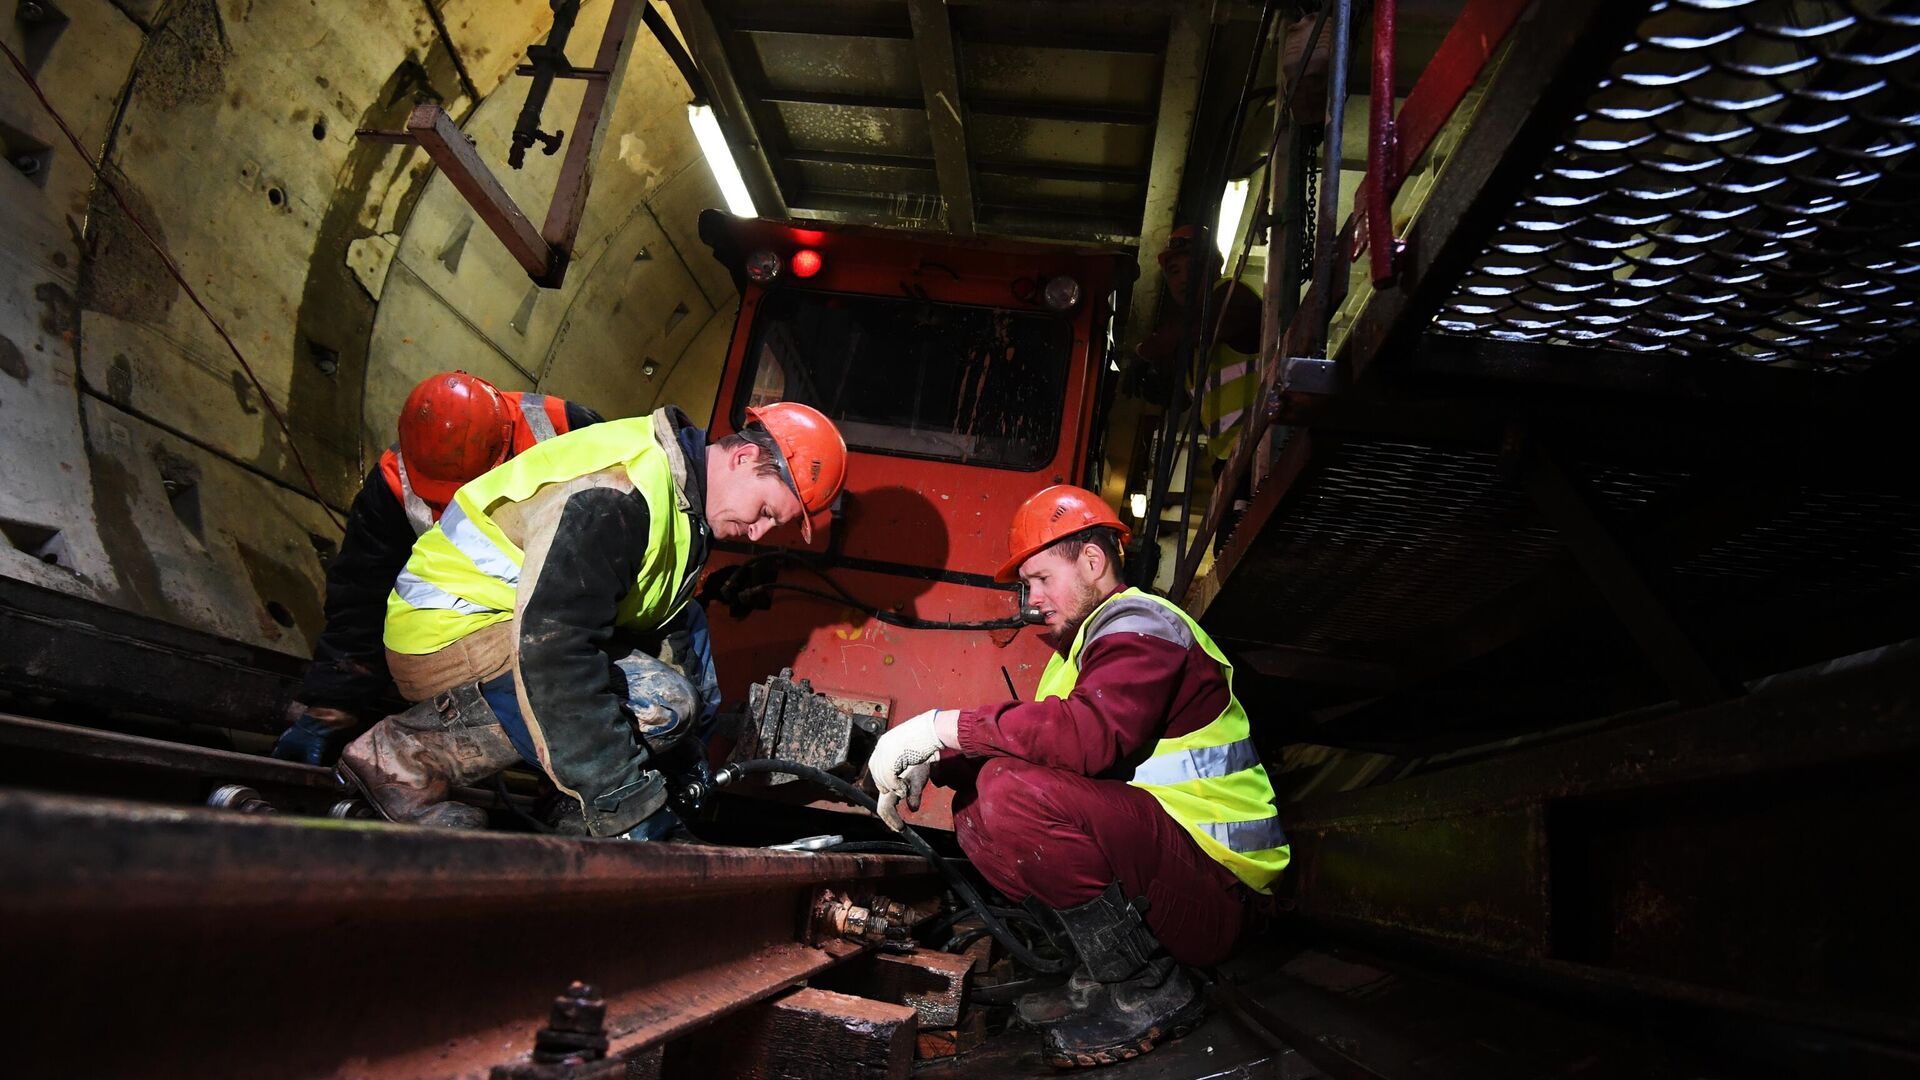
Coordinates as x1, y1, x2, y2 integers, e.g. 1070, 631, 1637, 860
688, 102, 756, 218
1215, 177, 1250, 263
1130, 492, 1148, 518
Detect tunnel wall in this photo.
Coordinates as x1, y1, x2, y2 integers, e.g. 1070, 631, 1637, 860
1, 0, 735, 669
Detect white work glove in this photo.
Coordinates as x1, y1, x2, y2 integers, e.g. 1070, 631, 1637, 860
868, 708, 957, 830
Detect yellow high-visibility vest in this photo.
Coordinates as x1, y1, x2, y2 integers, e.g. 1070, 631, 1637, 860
1034, 587, 1289, 893
384, 415, 695, 655
1196, 279, 1260, 462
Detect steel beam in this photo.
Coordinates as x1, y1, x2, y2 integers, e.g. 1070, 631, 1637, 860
1122, 0, 1206, 352
667, 0, 790, 217
1280, 657, 1920, 1055
0, 711, 538, 814
907, 0, 975, 236
540, 0, 643, 285
1522, 447, 1737, 706
0, 576, 303, 735
0, 790, 935, 1078
407, 103, 554, 281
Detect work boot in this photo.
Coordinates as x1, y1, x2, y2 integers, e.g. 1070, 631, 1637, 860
1014, 967, 1096, 1027
338, 682, 521, 829
1040, 883, 1207, 1068
1013, 899, 1096, 1027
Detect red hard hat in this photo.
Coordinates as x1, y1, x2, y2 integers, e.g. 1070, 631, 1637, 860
997, 484, 1132, 582
1157, 224, 1202, 266
745, 401, 848, 543
397, 371, 513, 504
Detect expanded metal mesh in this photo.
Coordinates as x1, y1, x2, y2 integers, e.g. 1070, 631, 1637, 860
1210, 441, 1693, 653
1668, 484, 1920, 603
1434, 0, 1920, 368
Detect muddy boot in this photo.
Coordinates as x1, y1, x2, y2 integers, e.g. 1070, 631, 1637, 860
338, 682, 520, 829
1013, 900, 1096, 1027
1040, 883, 1207, 1068
1015, 966, 1097, 1027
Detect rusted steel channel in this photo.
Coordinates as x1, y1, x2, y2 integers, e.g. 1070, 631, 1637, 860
0, 789, 938, 1078
0, 710, 538, 815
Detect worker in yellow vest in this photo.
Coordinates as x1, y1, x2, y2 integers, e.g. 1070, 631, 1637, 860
339, 402, 848, 839
1139, 224, 1264, 464
864, 485, 1287, 1068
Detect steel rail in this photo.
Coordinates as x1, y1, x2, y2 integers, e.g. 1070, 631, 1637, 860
0, 790, 937, 1079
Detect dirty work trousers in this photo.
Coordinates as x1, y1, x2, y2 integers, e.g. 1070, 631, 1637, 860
951, 758, 1246, 967
385, 615, 718, 772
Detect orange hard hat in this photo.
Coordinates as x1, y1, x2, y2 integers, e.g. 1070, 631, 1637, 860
745, 401, 848, 543
397, 371, 513, 504
997, 484, 1132, 582
1158, 224, 1202, 266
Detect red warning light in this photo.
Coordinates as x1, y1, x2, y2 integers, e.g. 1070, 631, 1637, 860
791, 248, 823, 278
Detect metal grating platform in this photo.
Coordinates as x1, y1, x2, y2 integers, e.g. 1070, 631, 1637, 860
1208, 440, 1697, 655
1433, 0, 1920, 368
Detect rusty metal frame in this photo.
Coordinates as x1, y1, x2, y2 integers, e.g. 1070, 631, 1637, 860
356, 0, 645, 288
0, 789, 936, 1077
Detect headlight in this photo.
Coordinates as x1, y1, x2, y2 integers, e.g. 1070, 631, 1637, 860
1043, 275, 1082, 311
745, 249, 783, 284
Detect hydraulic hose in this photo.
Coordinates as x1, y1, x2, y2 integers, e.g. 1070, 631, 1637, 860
714, 758, 1072, 974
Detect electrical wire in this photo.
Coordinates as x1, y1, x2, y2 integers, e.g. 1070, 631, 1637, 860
715, 758, 1072, 974
1, 38, 346, 533
721, 551, 1032, 631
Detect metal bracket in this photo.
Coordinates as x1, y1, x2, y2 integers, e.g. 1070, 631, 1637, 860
351, 0, 642, 289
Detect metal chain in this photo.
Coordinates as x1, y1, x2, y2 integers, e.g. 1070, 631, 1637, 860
1298, 125, 1321, 289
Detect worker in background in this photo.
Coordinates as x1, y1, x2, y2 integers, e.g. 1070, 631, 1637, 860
865, 485, 1287, 1068
274, 372, 602, 765
1137, 225, 1264, 548
339, 402, 847, 840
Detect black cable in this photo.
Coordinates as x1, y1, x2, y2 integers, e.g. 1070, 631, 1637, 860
721, 552, 1033, 632
715, 758, 1072, 974
944, 927, 993, 953
750, 583, 1028, 631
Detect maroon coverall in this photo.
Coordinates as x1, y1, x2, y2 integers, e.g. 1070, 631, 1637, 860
939, 588, 1248, 967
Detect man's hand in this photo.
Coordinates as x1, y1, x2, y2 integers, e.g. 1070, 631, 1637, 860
271, 703, 357, 765
868, 708, 956, 830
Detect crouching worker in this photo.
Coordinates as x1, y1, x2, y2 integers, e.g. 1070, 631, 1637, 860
864, 485, 1288, 1067
275, 371, 602, 765
338, 401, 847, 838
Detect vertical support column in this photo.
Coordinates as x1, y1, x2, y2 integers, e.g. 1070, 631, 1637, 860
540, 0, 643, 286
907, 0, 976, 236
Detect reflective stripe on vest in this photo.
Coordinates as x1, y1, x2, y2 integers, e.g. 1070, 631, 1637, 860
518, 392, 559, 443
383, 415, 695, 656
1129, 736, 1262, 787
1194, 278, 1259, 462
392, 451, 436, 538
1034, 587, 1289, 893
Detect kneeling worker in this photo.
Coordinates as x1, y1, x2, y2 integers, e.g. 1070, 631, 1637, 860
865, 485, 1288, 1067
340, 401, 847, 839
276, 372, 602, 764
